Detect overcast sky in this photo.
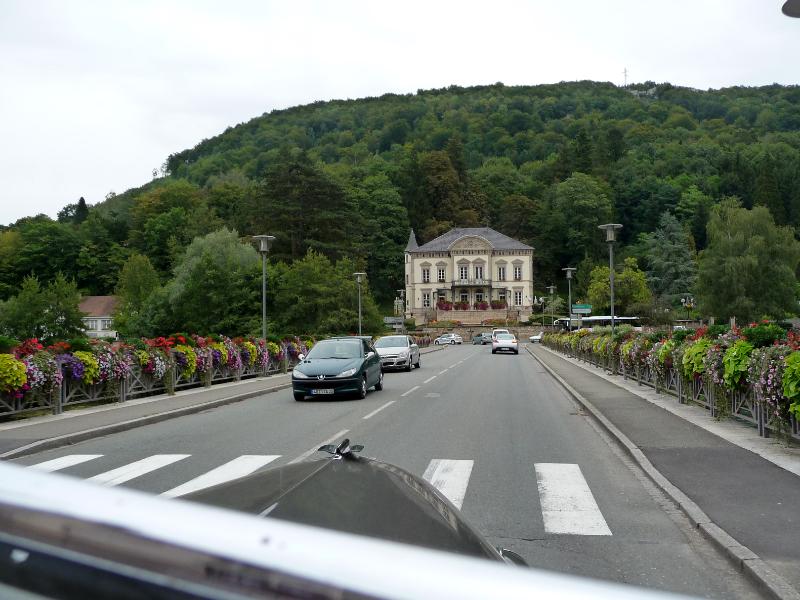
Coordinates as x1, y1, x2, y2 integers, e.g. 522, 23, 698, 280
1, 0, 797, 225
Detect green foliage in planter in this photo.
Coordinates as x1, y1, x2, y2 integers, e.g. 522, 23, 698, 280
781, 352, 800, 403
67, 338, 93, 352
722, 340, 754, 389
672, 329, 693, 344
0, 354, 27, 392
657, 339, 675, 364
742, 323, 786, 348
647, 331, 668, 344
682, 338, 712, 377
72, 351, 100, 385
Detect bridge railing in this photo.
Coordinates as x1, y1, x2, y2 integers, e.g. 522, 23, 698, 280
1, 346, 300, 419
545, 341, 799, 442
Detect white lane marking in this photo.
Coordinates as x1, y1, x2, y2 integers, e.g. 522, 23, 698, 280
449, 364, 458, 368
88, 455, 190, 486
362, 401, 395, 420
423, 376, 437, 384
438, 369, 448, 375
423, 459, 474, 510
28, 454, 103, 472
535, 463, 612, 536
288, 429, 349, 464
400, 386, 420, 397
161, 455, 280, 498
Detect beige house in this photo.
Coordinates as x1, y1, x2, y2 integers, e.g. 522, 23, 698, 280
404, 228, 535, 323
79, 296, 119, 339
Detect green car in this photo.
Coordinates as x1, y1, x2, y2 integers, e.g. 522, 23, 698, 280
292, 337, 383, 401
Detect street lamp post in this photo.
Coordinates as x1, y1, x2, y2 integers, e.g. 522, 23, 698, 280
598, 224, 623, 335
252, 235, 276, 340
546, 284, 556, 326
354, 272, 366, 336
680, 295, 695, 321
563, 267, 576, 330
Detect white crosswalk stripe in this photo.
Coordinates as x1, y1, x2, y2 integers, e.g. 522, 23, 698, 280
29, 454, 103, 472
535, 463, 612, 536
161, 455, 281, 498
88, 454, 190, 486
422, 459, 474, 510
25, 454, 612, 535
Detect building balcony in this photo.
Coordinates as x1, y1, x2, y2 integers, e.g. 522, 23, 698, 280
451, 278, 491, 287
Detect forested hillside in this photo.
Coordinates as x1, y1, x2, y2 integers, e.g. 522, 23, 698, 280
3, 80, 800, 333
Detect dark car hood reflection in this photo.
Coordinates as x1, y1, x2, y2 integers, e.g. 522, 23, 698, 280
183, 456, 502, 561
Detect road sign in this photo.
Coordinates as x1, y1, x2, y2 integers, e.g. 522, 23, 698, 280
572, 304, 592, 315
383, 316, 404, 324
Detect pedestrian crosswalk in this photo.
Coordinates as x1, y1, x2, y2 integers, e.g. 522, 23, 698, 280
24, 454, 612, 536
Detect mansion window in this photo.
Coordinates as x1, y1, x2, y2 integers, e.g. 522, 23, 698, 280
499, 290, 506, 301
422, 268, 430, 283
513, 266, 522, 280
514, 291, 523, 306
422, 293, 431, 308
101, 319, 113, 330
460, 291, 468, 303
497, 266, 506, 281
476, 292, 484, 303
437, 268, 446, 282
474, 266, 484, 280
459, 266, 468, 280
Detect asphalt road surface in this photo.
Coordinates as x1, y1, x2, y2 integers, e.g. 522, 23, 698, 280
13, 344, 762, 598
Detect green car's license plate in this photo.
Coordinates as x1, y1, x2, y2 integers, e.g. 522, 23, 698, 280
312, 389, 334, 395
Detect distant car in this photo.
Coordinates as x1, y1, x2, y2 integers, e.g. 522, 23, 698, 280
434, 333, 462, 345
491, 328, 510, 342
375, 334, 420, 371
492, 333, 519, 355
472, 332, 492, 345
292, 337, 383, 400
529, 331, 543, 343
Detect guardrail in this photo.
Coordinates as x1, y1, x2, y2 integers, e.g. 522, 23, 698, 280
549, 345, 800, 442
0, 348, 300, 419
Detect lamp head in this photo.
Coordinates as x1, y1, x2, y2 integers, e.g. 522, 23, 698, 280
563, 267, 577, 280
598, 223, 623, 243
252, 235, 276, 254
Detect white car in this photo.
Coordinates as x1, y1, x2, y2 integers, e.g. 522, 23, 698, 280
434, 333, 463, 345
529, 331, 543, 343
491, 328, 510, 342
375, 335, 420, 371
492, 333, 519, 354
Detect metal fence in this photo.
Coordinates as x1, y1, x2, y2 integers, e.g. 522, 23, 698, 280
558, 346, 799, 442
1, 349, 299, 419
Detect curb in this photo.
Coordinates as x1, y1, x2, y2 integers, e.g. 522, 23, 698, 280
526, 345, 800, 600
1, 382, 292, 461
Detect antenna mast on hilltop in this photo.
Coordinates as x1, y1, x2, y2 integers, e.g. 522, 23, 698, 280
623, 67, 628, 87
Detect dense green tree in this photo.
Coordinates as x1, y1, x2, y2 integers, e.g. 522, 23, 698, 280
142, 229, 261, 336
0, 273, 84, 341
587, 257, 652, 315
272, 250, 382, 334
248, 149, 357, 262
696, 199, 800, 322
640, 212, 697, 305
113, 254, 161, 336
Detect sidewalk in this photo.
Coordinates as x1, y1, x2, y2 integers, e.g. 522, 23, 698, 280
0, 345, 445, 461
0, 374, 293, 459
529, 344, 800, 599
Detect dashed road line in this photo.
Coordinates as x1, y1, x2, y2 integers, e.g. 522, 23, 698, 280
401, 386, 420, 397
438, 369, 448, 375
29, 454, 103, 472
362, 401, 395, 420
88, 454, 190, 486
423, 376, 437, 384
288, 429, 349, 464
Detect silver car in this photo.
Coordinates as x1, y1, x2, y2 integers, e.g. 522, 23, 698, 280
375, 335, 421, 371
492, 333, 519, 354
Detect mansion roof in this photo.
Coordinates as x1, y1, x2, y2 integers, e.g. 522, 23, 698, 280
407, 228, 533, 253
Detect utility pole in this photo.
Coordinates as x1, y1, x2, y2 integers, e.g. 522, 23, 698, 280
623, 67, 628, 87
546, 285, 557, 326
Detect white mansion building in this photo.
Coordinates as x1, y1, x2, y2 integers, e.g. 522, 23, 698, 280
404, 227, 535, 323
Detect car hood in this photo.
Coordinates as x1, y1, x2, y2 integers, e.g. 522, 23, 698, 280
376, 346, 408, 356
294, 357, 362, 377
182, 455, 503, 561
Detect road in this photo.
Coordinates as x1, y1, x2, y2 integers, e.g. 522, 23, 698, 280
12, 344, 761, 598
